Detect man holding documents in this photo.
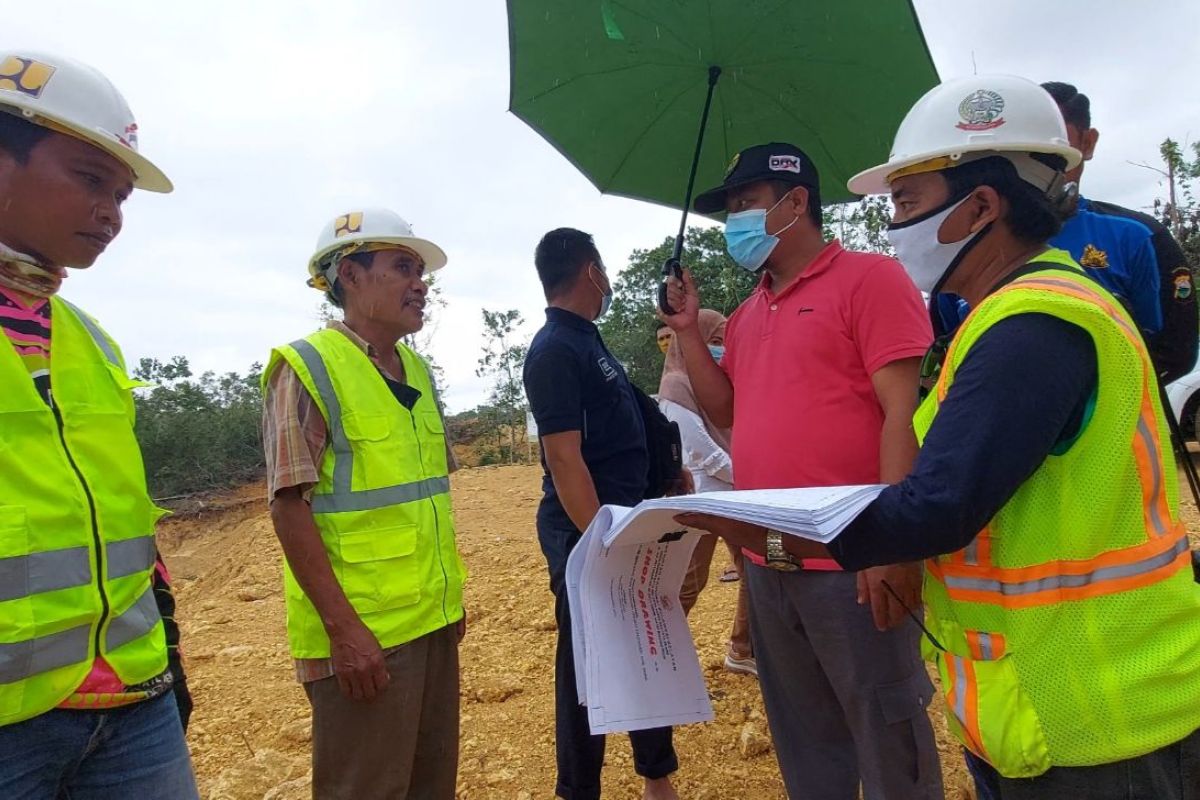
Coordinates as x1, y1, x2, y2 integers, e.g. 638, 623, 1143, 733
680, 77, 1200, 799
660, 143, 942, 799
524, 228, 680, 800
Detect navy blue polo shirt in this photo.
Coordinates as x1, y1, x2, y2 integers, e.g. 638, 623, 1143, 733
523, 307, 647, 539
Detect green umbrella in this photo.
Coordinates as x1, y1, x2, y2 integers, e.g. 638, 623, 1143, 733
508, 0, 940, 296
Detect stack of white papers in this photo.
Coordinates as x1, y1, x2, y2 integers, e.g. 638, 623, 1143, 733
566, 485, 884, 735
598, 486, 886, 548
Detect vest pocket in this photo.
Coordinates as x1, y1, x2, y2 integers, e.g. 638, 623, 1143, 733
337, 525, 420, 613
343, 412, 391, 442
929, 636, 1051, 779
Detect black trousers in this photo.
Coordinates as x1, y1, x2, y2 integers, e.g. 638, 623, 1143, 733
541, 521, 678, 800
965, 725, 1200, 800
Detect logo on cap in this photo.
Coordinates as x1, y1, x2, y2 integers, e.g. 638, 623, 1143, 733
0, 56, 56, 100
334, 213, 364, 238
769, 155, 803, 174
956, 90, 1006, 132
724, 153, 741, 179
119, 123, 139, 150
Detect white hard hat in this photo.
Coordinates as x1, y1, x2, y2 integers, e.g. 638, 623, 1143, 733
307, 208, 447, 292
0, 50, 171, 193
848, 74, 1081, 197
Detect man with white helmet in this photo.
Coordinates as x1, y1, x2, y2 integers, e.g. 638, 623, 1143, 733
0, 51, 199, 797
679, 75, 1200, 798
262, 209, 466, 799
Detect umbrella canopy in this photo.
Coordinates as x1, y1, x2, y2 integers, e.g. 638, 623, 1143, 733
508, 0, 940, 210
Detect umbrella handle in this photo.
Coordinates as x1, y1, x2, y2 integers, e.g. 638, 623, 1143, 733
658, 257, 684, 315
659, 66, 722, 316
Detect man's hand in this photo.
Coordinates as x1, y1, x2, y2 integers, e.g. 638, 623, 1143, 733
656, 268, 701, 332
674, 513, 768, 553
665, 468, 695, 497
456, 611, 467, 643
328, 616, 390, 701
857, 562, 923, 632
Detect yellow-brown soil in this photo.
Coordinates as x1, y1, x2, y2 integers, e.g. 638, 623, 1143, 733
160, 464, 1200, 799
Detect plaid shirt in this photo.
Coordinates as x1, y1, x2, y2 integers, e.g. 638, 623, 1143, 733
262, 321, 455, 682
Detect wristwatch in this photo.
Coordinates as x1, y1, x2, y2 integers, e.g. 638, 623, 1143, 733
765, 529, 801, 572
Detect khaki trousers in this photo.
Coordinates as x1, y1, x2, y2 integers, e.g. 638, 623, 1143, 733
303, 624, 460, 800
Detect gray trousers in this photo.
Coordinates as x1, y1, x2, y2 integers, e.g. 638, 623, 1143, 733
304, 625, 460, 800
746, 564, 943, 800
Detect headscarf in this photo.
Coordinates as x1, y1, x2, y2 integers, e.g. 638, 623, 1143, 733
656, 325, 673, 354
658, 308, 731, 453
0, 240, 65, 299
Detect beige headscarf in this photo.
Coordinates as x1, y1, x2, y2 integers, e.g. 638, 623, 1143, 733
658, 309, 731, 453
0, 241, 65, 299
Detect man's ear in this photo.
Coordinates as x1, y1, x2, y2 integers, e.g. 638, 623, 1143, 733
967, 186, 1003, 234
336, 256, 359, 293
789, 185, 810, 218
1080, 128, 1099, 162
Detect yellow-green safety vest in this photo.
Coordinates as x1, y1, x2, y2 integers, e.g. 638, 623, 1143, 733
265, 328, 465, 659
915, 250, 1200, 777
0, 297, 168, 727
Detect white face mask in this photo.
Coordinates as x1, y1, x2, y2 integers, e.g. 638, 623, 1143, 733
886, 196, 988, 294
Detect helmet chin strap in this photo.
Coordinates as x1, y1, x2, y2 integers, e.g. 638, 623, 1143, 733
943, 151, 1078, 211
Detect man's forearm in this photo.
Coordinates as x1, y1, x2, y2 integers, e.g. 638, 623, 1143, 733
547, 455, 602, 533
879, 412, 919, 485
677, 326, 735, 428
270, 492, 359, 634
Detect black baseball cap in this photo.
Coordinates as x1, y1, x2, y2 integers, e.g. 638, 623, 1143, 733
693, 142, 821, 214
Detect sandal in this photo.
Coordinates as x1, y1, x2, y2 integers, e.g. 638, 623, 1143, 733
718, 565, 740, 582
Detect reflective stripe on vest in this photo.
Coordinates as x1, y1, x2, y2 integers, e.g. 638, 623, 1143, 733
965, 630, 1006, 661
105, 586, 161, 651
929, 531, 1192, 608
928, 275, 1184, 609
289, 339, 451, 513
0, 577, 160, 686
0, 536, 155, 603
0, 625, 91, 685
945, 652, 989, 760
58, 298, 120, 368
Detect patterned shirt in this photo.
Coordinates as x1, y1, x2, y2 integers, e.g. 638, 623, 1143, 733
262, 321, 455, 682
0, 286, 175, 710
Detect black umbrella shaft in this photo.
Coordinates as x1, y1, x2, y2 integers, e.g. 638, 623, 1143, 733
673, 65, 722, 260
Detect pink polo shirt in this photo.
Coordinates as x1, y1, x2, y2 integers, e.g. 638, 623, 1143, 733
721, 240, 932, 568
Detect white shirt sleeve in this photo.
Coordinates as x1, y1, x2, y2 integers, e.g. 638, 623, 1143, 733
658, 398, 734, 485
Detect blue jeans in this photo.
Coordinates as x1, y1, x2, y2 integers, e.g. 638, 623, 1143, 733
0, 692, 199, 800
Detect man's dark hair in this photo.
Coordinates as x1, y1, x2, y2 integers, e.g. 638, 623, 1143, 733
326, 250, 376, 308
535, 228, 601, 298
766, 180, 822, 228
1041, 82, 1091, 130
0, 110, 50, 163
944, 154, 1069, 244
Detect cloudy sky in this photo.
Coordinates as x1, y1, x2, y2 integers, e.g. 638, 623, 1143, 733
8, 0, 1199, 411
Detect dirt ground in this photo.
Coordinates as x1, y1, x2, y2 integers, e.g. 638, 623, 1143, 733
160, 463, 1200, 800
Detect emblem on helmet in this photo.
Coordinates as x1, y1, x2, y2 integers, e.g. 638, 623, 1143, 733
334, 213, 364, 238
0, 56, 56, 100
956, 90, 1006, 132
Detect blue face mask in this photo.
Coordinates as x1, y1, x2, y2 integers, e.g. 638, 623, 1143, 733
708, 344, 725, 362
589, 265, 613, 320
723, 190, 800, 271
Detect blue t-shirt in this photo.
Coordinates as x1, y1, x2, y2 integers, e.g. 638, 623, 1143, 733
523, 308, 648, 544
1052, 197, 1162, 333
1051, 197, 1197, 382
